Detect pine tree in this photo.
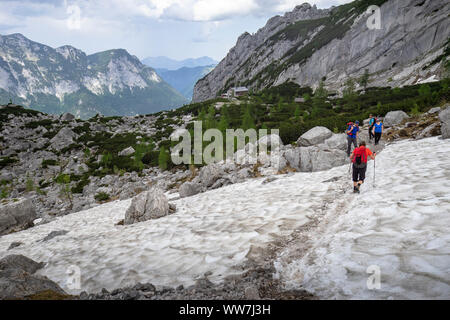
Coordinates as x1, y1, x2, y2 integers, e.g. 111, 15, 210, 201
218, 107, 229, 133
359, 69, 370, 89
206, 105, 216, 129
158, 146, 168, 170
294, 105, 301, 121
242, 106, 255, 130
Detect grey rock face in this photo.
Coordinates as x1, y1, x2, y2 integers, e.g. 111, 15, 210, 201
193, 0, 450, 102
383, 111, 409, 128
119, 146, 135, 156
297, 126, 333, 147
0, 255, 66, 299
50, 127, 77, 151
124, 188, 170, 224
0, 198, 37, 236
439, 106, 450, 139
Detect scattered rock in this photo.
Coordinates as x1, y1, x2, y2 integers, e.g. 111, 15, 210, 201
40, 230, 69, 242
118, 146, 135, 156
124, 187, 170, 224
7, 242, 23, 250
262, 176, 278, 184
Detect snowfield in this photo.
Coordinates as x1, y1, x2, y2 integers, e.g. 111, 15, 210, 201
0, 137, 448, 299
275, 137, 450, 299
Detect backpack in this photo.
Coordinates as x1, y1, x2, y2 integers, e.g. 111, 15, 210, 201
353, 147, 367, 167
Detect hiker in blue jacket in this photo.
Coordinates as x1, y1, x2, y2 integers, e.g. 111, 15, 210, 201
372, 118, 384, 145
346, 120, 359, 156
368, 114, 376, 141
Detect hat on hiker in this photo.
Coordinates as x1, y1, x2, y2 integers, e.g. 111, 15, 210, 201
355, 121, 359, 125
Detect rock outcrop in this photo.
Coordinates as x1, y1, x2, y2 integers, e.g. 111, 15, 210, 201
50, 127, 77, 151
0, 255, 66, 299
0, 198, 37, 236
439, 105, 450, 139
193, 0, 450, 102
124, 188, 171, 224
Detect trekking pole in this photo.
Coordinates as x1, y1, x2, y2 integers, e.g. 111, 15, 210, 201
373, 158, 376, 188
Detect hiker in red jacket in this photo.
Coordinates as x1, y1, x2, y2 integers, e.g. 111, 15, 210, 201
350, 141, 376, 193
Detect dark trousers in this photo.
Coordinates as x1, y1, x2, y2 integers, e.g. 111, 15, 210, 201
369, 126, 374, 140
374, 132, 382, 145
347, 136, 357, 156
353, 164, 367, 182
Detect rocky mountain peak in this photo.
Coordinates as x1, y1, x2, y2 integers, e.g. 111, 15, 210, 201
193, 0, 450, 102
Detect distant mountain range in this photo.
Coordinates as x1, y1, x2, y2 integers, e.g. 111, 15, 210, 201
142, 56, 217, 71
0, 33, 188, 118
155, 65, 216, 100
142, 56, 217, 101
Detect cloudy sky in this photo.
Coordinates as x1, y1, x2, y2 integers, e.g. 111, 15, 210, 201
0, 0, 351, 62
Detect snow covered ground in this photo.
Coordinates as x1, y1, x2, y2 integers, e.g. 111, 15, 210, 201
0, 137, 448, 299
275, 137, 450, 299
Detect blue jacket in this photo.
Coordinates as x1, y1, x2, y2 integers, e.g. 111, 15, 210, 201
347, 125, 359, 137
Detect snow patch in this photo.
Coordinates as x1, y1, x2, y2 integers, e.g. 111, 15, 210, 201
275, 137, 450, 299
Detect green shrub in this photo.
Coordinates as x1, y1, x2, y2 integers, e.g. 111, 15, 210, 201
42, 159, 58, 168
95, 192, 110, 202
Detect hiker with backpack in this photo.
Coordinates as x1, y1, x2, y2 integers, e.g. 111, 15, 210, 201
372, 118, 384, 145
346, 120, 360, 156
368, 114, 376, 141
350, 141, 376, 193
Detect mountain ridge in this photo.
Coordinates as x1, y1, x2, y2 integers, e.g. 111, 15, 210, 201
0, 33, 188, 118
193, 0, 450, 102
142, 56, 218, 70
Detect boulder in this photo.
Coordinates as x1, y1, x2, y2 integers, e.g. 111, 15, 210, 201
383, 111, 409, 128
0, 255, 66, 299
297, 126, 333, 147
439, 106, 450, 139
0, 198, 37, 236
124, 188, 170, 224
60, 113, 75, 121
323, 133, 347, 151
309, 147, 348, 172
0, 255, 44, 274
119, 146, 135, 157
197, 163, 225, 188
50, 127, 77, 151
283, 146, 347, 172
427, 107, 441, 114
179, 181, 202, 198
